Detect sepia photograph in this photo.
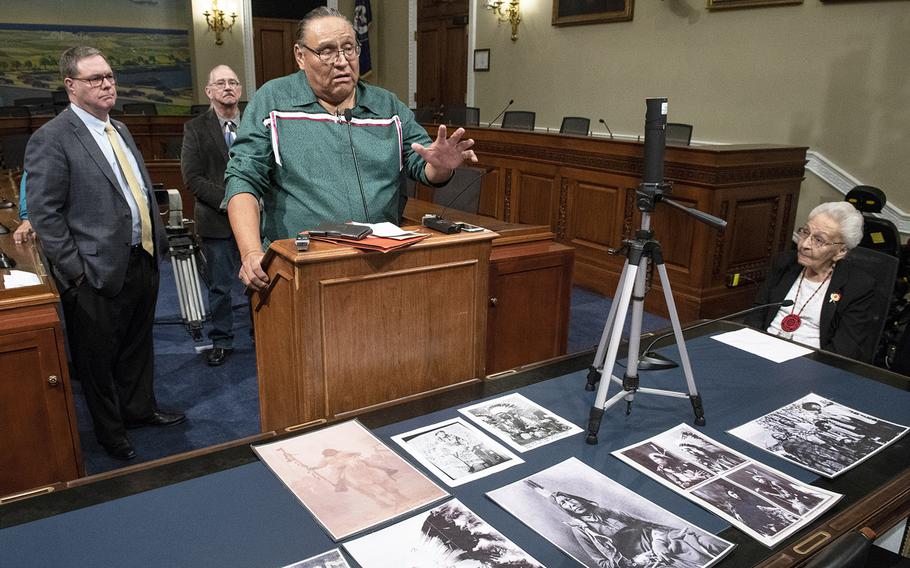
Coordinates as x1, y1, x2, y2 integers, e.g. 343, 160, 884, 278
282, 548, 351, 568
391, 417, 523, 487
253, 420, 449, 541
343, 499, 543, 568
614, 425, 841, 547
459, 393, 583, 452
488, 457, 734, 568
729, 393, 908, 477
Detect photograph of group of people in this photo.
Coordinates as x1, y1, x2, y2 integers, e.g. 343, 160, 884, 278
614, 424, 840, 547
729, 393, 908, 477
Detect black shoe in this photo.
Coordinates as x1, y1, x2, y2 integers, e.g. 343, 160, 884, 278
207, 347, 230, 366
126, 410, 187, 429
104, 440, 137, 461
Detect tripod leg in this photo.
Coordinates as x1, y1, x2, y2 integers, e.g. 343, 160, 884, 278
586, 259, 630, 391
587, 264, 639, 444
620, 255, 650, 415
655, 262, 706, 426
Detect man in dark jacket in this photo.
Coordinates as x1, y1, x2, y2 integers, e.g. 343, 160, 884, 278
181, 65, 243, 366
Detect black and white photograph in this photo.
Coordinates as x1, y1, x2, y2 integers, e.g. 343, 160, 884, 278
458, 393, 583, 452
253, 420, 449, 541
619, 441, 714, 490
691, 478, 798, 539
670, 427, 748, 474
614, 424, 841, 547
391, 417, 523, 487
487, 457, 734, 568
726, 464, 827, 517
282, 548, 351, 568
343, 498, 544, 568
728, 393, 908, 477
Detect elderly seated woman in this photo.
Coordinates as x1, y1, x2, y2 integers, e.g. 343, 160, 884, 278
745, 201, 883, 362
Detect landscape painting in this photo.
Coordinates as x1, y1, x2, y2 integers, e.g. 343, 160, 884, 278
0, 23, 192, 112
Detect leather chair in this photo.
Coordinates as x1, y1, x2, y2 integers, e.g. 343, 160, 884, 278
666, 123, 693, 145
190, 104, 210, 115
501, 111, 535, 131
846, 185, 902, 258
848, 246, 899, 362
432, 166, 485, 214
412, 107, 436, 124
0, 133, 30, 170
560, 116, 591, 136
122, 102, 158, 116
0, 106, 30, 118
442, 106, 480, 127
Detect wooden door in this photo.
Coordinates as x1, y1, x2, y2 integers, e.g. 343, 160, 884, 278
416, 1, 468, 110
253, 17, 298, 88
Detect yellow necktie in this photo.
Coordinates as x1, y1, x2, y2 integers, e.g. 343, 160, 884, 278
105, 124, 153, 256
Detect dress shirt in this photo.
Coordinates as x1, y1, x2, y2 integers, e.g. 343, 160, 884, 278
69, 103, 147, 245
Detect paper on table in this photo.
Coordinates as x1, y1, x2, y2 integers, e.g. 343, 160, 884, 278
711, 327, 812, 363
349, 221, 421, 238
3, 269, 42, 289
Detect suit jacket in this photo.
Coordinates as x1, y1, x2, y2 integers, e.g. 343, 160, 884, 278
181, 109, 233, 238
744, 251, 882, 363
25, 108, 167, 297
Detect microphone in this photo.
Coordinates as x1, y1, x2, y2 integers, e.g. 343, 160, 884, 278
341, 108, 369, 223
422, 168, 492, 234
637, 299, 795, 370
487, 99, 514, 127
598, 118, 614, 139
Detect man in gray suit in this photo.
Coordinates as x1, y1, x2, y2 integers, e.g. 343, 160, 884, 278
26, 46, 185, 461
181, 65, 244, 367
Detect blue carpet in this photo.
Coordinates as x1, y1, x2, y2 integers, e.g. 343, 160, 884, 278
568, 286, 670, 352
73, 272, 668, 474
73, 261, 260, 474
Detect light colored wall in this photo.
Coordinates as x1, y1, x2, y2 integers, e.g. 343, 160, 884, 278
189, 0, 248, 104
337, 0, 410, 102
468, 0, 910, 212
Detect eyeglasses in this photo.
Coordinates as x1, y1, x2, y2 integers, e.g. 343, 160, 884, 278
796, 226, 843, 248
300, 43, 361, 64
71, 74, 116, 88
209, 79, 241, 89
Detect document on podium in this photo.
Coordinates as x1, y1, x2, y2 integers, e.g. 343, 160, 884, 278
710, 328, 812, 363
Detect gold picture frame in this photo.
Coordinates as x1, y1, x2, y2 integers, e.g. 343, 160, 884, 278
707, 0, 802, 9
552, 0, 634, 27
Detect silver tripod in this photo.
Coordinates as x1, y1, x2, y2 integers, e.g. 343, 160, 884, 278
161, 189, 208, 340
583, 98, 725, 445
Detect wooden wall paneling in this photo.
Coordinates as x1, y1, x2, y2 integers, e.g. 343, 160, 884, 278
510, 162, 559, 227
415, 22, 442, 108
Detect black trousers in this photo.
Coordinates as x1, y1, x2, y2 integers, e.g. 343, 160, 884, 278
62, 249, 159, 448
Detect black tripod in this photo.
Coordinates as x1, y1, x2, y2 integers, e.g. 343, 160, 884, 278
584, 98, 726, 445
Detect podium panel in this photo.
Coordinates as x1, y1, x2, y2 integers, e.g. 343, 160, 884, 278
254, 231, 495, 432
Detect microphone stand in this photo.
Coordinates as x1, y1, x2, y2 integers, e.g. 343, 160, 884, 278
598, 118, 614, 139
487, 99, 514, 127
638, 300, 795, 370
342, 108, 369, 223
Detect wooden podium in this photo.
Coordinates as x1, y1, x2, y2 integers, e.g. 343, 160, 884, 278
252, 229, 496, 432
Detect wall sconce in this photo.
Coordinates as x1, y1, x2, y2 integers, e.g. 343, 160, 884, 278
203, 0, 237, 46
485, 0, 521, 42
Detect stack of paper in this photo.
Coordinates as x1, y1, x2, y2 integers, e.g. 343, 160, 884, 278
307, 222, 430, 253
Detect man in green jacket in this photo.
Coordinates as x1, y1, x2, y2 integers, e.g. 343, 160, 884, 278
225, 7, 477, 291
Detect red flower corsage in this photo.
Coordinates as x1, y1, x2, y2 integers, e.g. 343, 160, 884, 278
829, 292, 841, 303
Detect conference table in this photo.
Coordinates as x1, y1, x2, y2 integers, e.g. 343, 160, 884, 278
2, 323, 908, 567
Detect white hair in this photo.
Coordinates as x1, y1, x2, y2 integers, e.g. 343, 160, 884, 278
808, 201, 864, 250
